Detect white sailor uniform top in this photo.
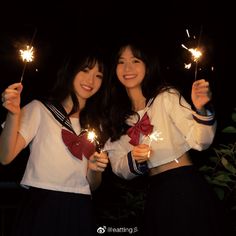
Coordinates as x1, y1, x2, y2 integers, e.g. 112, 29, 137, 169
18, 100, 92, 195
105, 89, 216, 180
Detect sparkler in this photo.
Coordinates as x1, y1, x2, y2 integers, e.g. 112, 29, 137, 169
19, 28, 37, 83
143, 130, 163, 158
87, 129, 102, 153
181, 26, 203, 81
87, 130, 98, 144
19, 45, 34, 82
181, 43, 202, 81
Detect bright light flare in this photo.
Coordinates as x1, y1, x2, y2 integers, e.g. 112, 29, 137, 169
148, 130, 163, 142
184, 63, 192, 69
87, 130, 97, 143
20, 45, 34, 62
181, 44, 202, 62
143, 130, 163, 158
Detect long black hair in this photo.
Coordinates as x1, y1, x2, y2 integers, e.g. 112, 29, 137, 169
49, 45, 110, 146
106, 38, 174, 141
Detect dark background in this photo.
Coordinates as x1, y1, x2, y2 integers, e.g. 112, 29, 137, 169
0, 0, 235, 123
0, 0, 235, 234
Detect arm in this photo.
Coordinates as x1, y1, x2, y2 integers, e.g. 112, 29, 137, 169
105, 140, 149, 179
165, 82, 216, 151
191, 79, 212, 115
87, 151, 109, 191
0, 83, 26, 164
191, 79, 216, 148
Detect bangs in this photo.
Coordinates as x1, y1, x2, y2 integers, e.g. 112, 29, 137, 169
118, 44, 144, 61
81, 56, 105, 73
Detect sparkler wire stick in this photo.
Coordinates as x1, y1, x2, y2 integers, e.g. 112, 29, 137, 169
20, 28, 37, 83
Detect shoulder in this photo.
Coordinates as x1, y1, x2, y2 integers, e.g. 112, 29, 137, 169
22, 99, 46, 112
152, 88, 180, 105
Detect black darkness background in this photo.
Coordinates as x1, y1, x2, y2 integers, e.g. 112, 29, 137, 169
0, 0, 235, 234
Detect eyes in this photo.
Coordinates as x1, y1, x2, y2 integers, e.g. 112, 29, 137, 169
117, 58, 142, 65
82, 67, 103, 79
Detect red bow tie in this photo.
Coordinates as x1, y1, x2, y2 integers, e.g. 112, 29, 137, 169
61, 129, 96, 160
127, 112, 153, 146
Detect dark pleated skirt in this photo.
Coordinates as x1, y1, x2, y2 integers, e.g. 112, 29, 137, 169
143, 165, 231, 236
11, 187, 95, 236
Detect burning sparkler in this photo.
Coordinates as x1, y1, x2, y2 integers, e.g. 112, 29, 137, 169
143, 130, 163, 158
87, 129, 102, 153
181, 43, 203, 81
19, 28, 37, 83
87, 130, 98, 144
181, 26, 203, 81
19, 45, 34, 82
20, 45, 34, 62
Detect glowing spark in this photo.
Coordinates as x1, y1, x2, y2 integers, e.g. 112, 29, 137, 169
184, 63, 192, 69
148, 131, 163, 142
86, 129, 104, 153
87, 130, 97, 143
186, 29, 190, 38
145, 130, 163, 158
188, 48, 202, 61
181, 44, 202, 62
20, 45, 34, 62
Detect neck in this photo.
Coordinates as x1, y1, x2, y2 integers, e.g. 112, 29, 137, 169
62, 96, 83, 117
127, 88, 146, 111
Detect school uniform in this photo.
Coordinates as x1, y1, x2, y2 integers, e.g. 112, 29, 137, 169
11, 100, 95, 236
105, 89, 229, 236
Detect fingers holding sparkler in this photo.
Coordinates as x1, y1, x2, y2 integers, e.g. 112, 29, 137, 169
191, 79, 212, 112
88, 151, 109, 172
131, 144, 151, 163
134, 130, 164, 161
86, 129, 109, 171
1, 83, 23, 114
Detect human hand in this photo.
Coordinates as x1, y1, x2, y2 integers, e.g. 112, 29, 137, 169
1, 83, 23, 115
191, 79, 212, 112
88, 151, 109, 172
132, 143, 151, 163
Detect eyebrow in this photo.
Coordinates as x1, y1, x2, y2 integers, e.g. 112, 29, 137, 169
119, 55, 136, 59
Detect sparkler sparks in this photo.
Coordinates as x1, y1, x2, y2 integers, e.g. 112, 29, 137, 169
87, 130, 98, 143
143, 130, 163, 158
19, 28, 37, 83
87, 130, 102, 152
182, 27, 203, 81
19, 45, 34, 62
181, 44, 202, 62
148, 130, 163, 143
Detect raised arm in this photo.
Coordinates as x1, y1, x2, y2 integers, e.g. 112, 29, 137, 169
191, 79, 212, 115
0, 83, 26, 164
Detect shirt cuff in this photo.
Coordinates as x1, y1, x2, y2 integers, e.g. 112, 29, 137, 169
127, 152, 149, 176
192, 108, 215, 125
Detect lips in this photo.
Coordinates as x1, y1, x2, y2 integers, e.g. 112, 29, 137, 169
123, 74, 136, 79
81, 84, 93, 91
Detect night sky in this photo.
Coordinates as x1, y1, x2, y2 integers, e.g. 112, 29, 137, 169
0, 0, 235, 180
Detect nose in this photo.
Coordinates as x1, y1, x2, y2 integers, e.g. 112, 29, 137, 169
87, 72, 95, 84
124, 62, 133, 72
